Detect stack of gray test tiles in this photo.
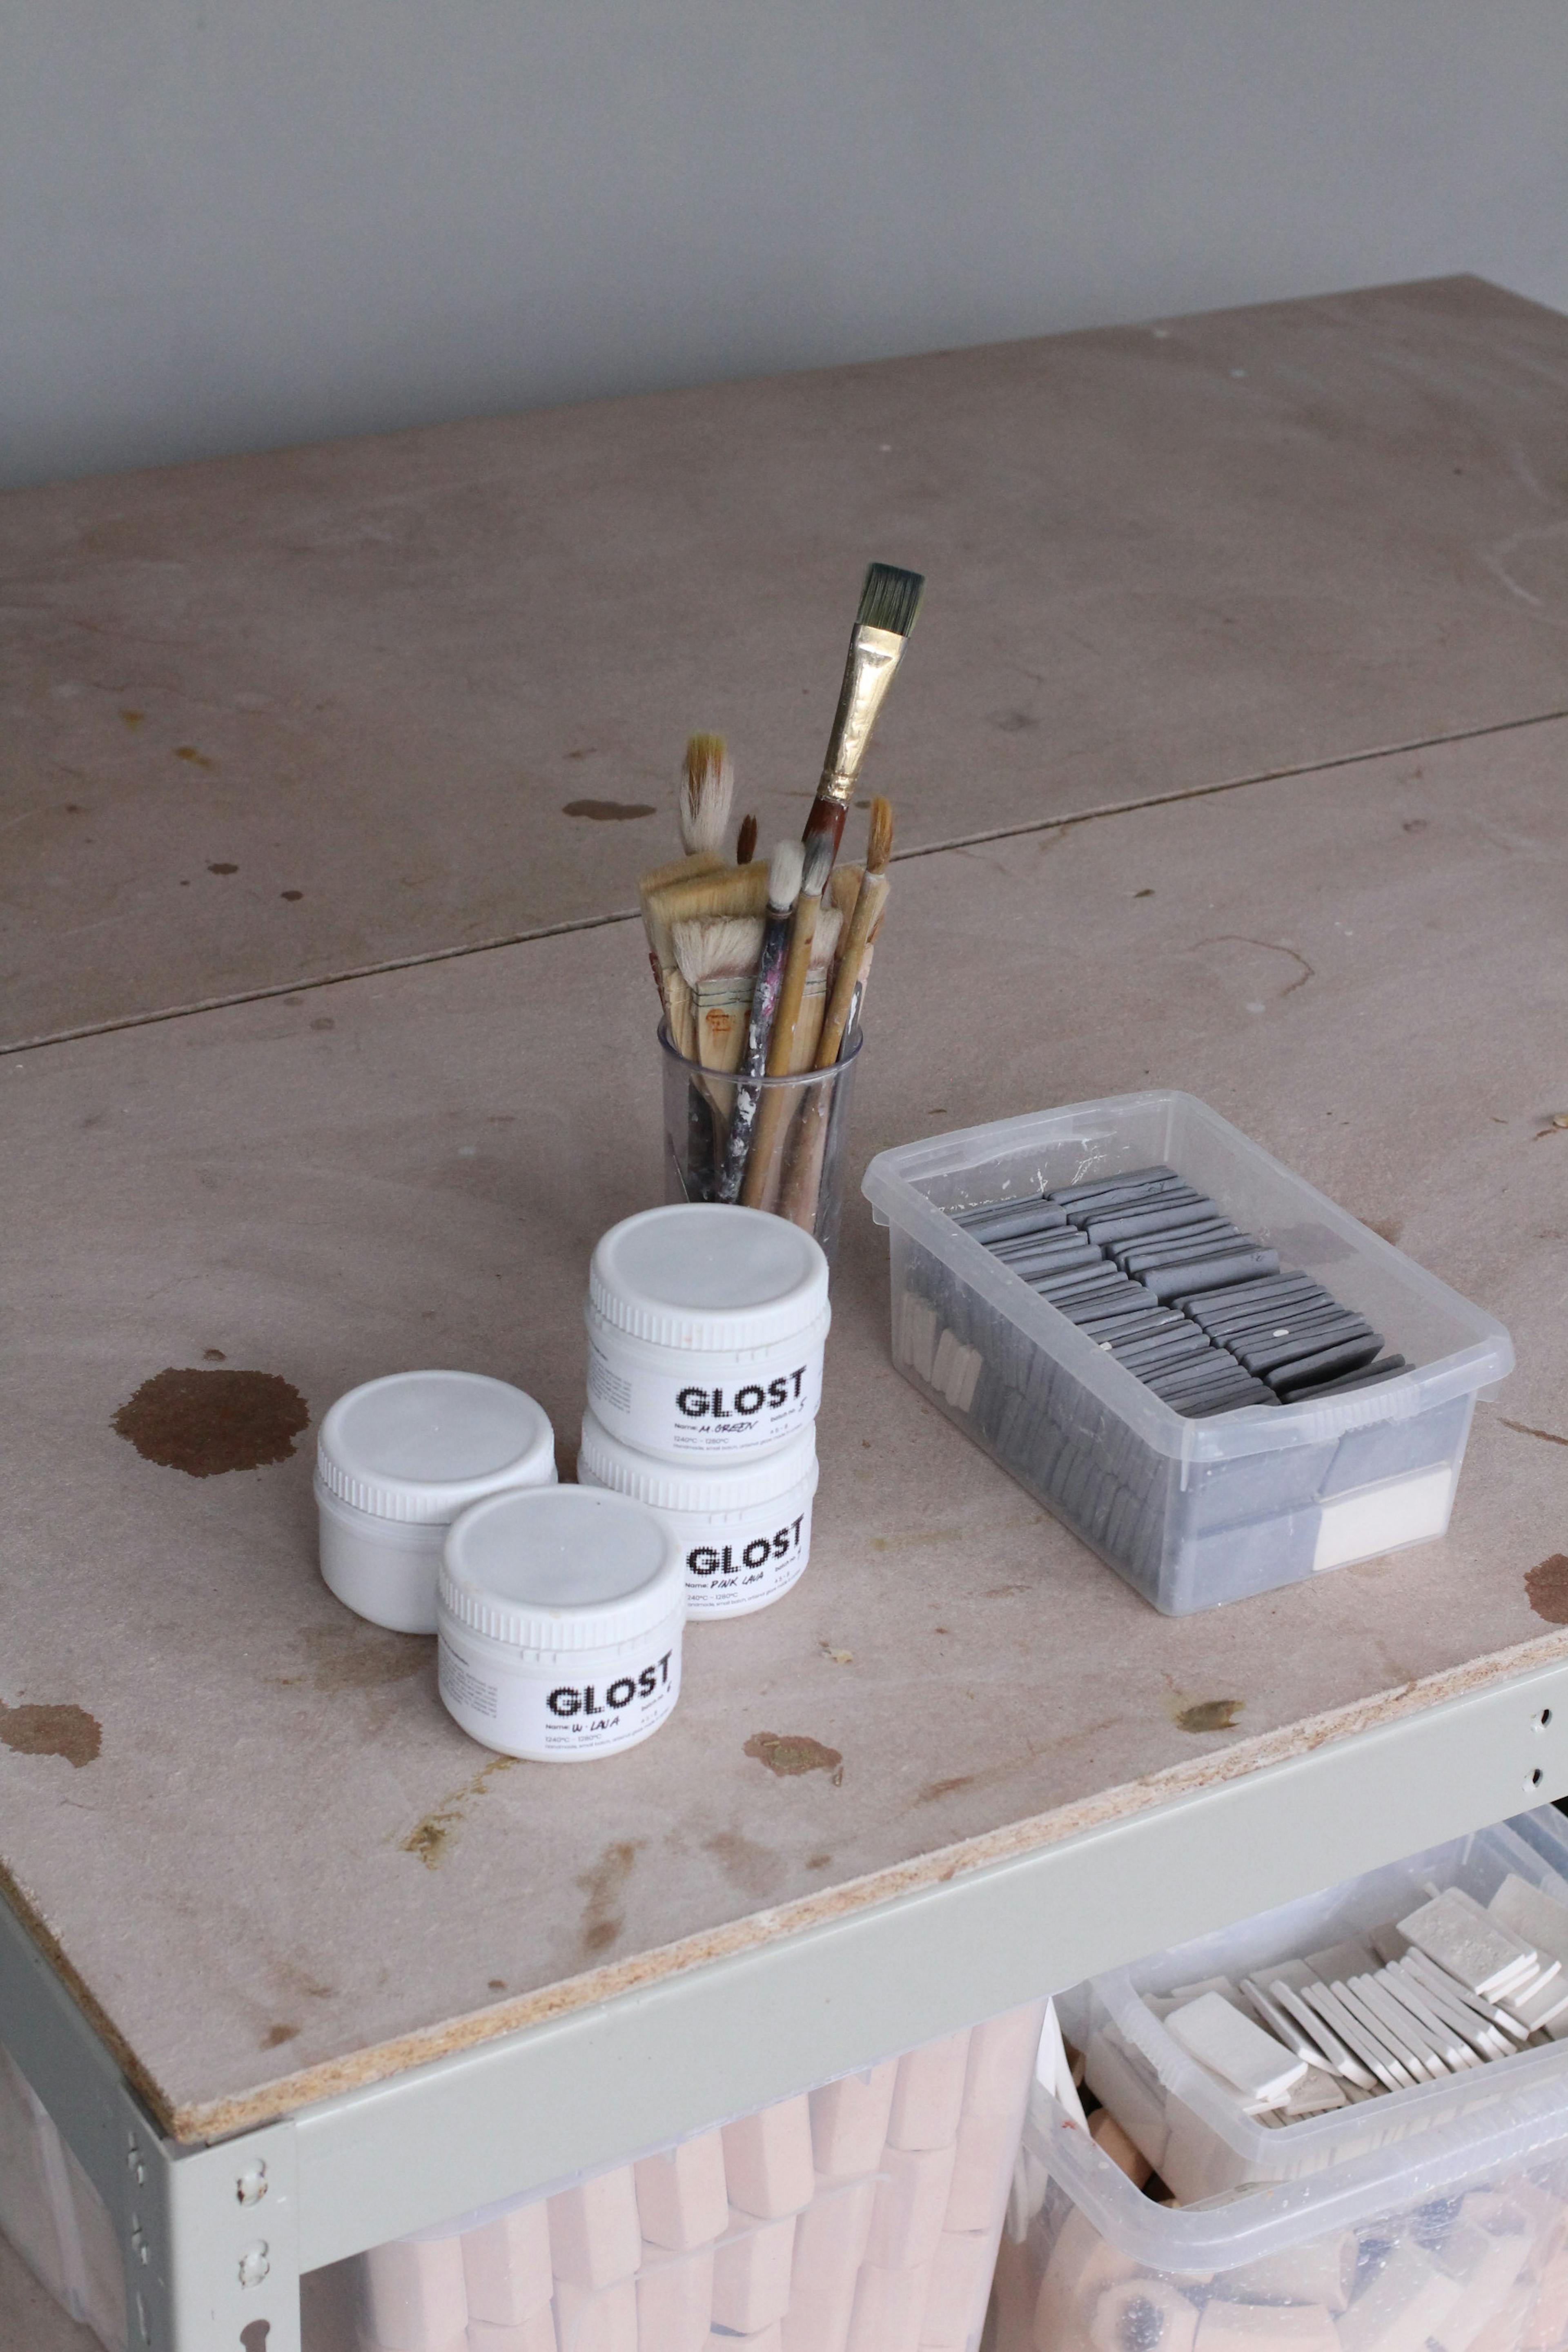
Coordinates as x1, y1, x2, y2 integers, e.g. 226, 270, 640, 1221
952, 1165, 1406, 1420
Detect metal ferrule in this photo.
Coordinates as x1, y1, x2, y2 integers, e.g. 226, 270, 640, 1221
816, 624, 905, 807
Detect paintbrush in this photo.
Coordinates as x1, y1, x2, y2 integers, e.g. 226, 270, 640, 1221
673, 917, 765, 1075
740, 833, 833, 1206
638, 734, 734, 1021
717, 841, 802, 1202
777, 798, 892, 1229
735, 812, 757, 866
815, 795, 892, 1068
802, 564, 923, 868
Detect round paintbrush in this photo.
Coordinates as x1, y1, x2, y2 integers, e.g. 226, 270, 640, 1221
717, 840, 802, 1202
740, 833, 833, 1207
777, 798, 893, 1230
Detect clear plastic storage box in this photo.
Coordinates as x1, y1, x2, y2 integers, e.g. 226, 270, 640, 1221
0, 2002, 1045, 2352
1001, 2068, 1568, 2352
1071, 1809, 1568, 2201
861, 1092, 1512, 1615
1003, 1810, 1568, 2352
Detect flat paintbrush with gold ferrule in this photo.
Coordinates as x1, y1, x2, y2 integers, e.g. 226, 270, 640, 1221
801, 563, 923, 867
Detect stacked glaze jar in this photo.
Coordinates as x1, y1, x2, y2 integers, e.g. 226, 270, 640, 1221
578, 1205, 831, 1620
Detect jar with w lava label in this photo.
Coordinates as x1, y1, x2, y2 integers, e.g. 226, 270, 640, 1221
585, 1204, 830, 1460
438, 1486, 685, 1760
577, 1410, 818, 1618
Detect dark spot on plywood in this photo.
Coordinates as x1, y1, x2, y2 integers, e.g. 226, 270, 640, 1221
112, 1368, 308, 1476
203, 1348, 225, 1361
745, 1731, 843, 1783
305, 1624, 427, 1693
918, 1773, 974, 1805
564, 746, 596, 760
488, 1978, 506, 1992
561, 798, 657, 822
262, 2023, 298, 2049
1402, 817, 1428, 833
1176, 1698, 1244, 1733
310, 1016, 334, 1031
1535, 1116, 1568, 1141
578, 1839, 641, 1951
0, 1700, 101, 1768
120, 708, 143, 727
806, 1853, 831, 1870
1135, 888, 1154, 898
175, 745, 216, 769
1502, 1420, 1568, 1450
988, 708, 1038, 733
207, 861, 238, 875
1368, 1216, 1403, 1245
401, 1756, 514, 1870
1527, 1557, 1568, 1624
281, 889, 303, 902
705, 1830, 783, 1899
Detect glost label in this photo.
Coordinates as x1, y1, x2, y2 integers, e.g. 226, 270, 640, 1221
587, 1334, 824, 1459
686, 1499, 812, 1615
438, 1633, 682, 1760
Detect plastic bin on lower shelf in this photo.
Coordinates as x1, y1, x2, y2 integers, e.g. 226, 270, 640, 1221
861, 1092, 1512, 1615
0, 2002, 1044, 2352
1003, 2064, 1568, 2352
1071, 1807, 1568, 2201
0, 2042, 125, 2352
349, 2000, 1044, 2352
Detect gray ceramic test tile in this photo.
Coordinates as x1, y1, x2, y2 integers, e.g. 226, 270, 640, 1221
0, 715, 1565, 2140
3, 276, 1568, 1048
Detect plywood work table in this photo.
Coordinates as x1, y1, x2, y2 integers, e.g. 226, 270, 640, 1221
2, 277, 1568, 2352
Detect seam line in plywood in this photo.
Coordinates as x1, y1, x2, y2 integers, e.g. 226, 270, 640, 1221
5, 701, 1566, 1063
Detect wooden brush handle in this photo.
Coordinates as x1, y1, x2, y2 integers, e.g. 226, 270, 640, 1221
740, 897, 820, 1207
815, 872, 887, 1068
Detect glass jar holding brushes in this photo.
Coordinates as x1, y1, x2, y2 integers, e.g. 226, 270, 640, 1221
637, 562, 922, 1261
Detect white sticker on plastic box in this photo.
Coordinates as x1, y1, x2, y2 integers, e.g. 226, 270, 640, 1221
1312, 1465, 1454, 1574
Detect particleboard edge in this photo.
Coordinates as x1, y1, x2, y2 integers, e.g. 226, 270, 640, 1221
133, 1625, 1568, 2143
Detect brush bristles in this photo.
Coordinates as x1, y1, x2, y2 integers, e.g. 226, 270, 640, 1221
800, 831, 835, 902
766, 838, 804, 912
735, 812, 757, 866
673, 915, 764, 992
679, 733, 734, 855
866, 795, 894, 872
857, 562, 924, 640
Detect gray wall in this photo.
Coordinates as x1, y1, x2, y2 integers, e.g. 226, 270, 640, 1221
4, 0, 1567, 490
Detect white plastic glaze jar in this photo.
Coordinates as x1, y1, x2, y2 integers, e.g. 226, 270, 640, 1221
437, 1486, 685, 1761
577, 1408, 819, 1618
315, 1371, 556, 1635
585, 1204, 831, 1461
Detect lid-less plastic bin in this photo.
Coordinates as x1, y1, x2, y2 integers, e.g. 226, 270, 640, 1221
862, 1092, 1512, 1615
1067, 1806, 1568, 2201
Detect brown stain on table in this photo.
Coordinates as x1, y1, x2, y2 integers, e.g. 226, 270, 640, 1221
1175, 1699, 1245, 1733
1527, 1557, 1568, 1624
745, 1731, 844, 1783
561, 799, 657, 822
705, 1830, 784, 1901
401, 1756, 514, 1870
0, 1700, 101, 1768
579, 1839, 641, 1952
262, 2022, 299, 2050
1504, 1420, 1568, 1451
112, 1367, 309, 1477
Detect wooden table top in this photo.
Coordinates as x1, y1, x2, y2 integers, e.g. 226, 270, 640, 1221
2, 276, 1566, 2150
3, 274, 1566, 1051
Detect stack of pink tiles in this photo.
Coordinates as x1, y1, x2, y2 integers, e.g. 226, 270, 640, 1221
354, 2002, 1044, 2352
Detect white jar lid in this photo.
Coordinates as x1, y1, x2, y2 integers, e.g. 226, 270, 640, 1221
578, 1408, 817, 1512
317, 1371, 556, 1524
589, 1204, 830, 1353
440, 1486, 684, 1651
